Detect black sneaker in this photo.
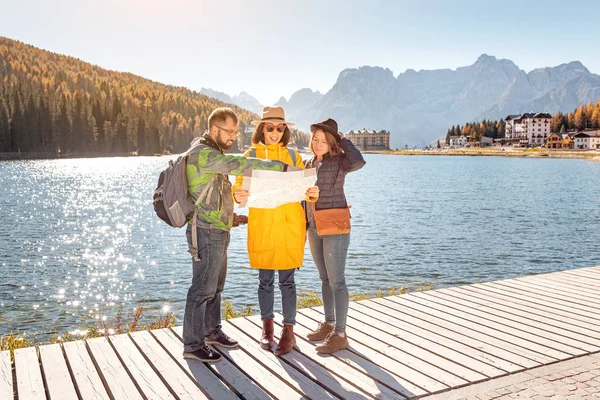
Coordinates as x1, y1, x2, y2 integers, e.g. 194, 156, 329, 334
205, 331, 239, 348
182, 344, 222, 363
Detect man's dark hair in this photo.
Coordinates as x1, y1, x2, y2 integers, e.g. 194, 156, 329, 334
208, 107, 238, 129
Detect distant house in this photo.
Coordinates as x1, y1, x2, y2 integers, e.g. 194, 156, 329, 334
562, 133, 574, 149
574, 131, 600, 149
546, 132, 575, 149
346, 129, 390, 150
449, 135, 468, 148
504, 112, 552, 146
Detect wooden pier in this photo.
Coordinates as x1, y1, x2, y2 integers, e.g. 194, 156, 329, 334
2, 265, 600, 399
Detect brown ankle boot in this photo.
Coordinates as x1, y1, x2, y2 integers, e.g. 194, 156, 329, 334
260, 319, 275, 350
274, 324, 296, 356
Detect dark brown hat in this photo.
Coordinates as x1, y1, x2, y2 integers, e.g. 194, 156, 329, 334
310, 118, 341, 142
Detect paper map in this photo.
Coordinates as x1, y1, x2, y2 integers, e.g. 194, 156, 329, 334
239, 168, 317, 209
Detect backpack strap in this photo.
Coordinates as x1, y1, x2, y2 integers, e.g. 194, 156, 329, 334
287, 148, 297, 166
190, 175, 215, 261
248, 149, 256, 158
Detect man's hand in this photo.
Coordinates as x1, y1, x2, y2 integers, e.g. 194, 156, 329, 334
233, 190, 249, 203
338, 131, 345, 140
232, 213, 248, 227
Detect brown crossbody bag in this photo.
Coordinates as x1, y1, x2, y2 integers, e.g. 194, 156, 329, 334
311, 160, 351, 236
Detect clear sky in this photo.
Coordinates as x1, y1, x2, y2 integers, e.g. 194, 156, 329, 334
1, 0, 599, 105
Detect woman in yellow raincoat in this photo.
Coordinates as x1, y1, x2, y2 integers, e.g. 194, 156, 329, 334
233, 106, 318, 356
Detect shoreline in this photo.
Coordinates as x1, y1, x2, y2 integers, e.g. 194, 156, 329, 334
365, 148, 600, 160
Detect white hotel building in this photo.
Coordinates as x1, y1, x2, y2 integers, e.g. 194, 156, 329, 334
505, 113, 552, 146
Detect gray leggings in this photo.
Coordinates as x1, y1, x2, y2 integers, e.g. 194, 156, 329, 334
307, 226, 350, 334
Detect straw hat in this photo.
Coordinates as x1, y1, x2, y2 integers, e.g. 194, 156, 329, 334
251, 106, 295, 126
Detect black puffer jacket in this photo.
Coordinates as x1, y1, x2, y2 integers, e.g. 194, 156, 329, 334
306, 138, 366, 210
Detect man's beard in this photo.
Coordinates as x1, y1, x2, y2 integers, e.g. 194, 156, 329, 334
217, 137, 233, 150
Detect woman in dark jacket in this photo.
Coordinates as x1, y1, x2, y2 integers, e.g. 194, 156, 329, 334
304, 118, 366, 354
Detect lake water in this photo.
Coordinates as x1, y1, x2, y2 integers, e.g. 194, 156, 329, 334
1, 154, 599, 340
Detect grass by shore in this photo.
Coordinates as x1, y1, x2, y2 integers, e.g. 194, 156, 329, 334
0, 282, 433, 356
368, 147, 600, 160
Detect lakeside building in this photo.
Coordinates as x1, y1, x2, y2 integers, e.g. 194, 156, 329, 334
449, 135, 468, 148
504, 113, 552, 146
346, 129, 391, 150
546, 133, 574, 149
573, 131, 600, 149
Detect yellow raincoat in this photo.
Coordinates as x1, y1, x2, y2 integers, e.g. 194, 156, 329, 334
233, 142, 307, 270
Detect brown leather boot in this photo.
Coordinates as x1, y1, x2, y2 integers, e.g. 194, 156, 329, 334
274, 324, 296, 356
260, 319, 275, 350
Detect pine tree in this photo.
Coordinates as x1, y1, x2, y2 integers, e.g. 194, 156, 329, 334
57, 95, 72, 154
92, 99, 106, 153
9, 90, 24, 152
0, 98, 10, 151
136, 117, 146, 155
72, 94, 83, 152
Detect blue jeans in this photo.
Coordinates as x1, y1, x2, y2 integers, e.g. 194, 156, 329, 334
307, 226, 350, 334
183, 227, 230, 352
258, 269, 296, 325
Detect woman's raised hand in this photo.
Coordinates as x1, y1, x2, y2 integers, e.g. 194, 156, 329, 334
306, 186, 320, 199
233, 190, 249, 203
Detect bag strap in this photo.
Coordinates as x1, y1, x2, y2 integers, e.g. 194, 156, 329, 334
249, 149, 256, 158
190, 175, 215, 261
287, 148, 297, 165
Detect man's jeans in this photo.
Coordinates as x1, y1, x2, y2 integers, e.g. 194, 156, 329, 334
183, 227, 230, 353
258, 269, 296, 325
307, 226, 350, 334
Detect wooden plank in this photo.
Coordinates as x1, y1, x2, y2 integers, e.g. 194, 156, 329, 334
296, 309, 445, 394
429, 289, 600, 352
296, 309, 453, 394
495, 280, 600, 314
0, 351, 13, 400
218, 320, 339, 399
153, 328, 243, 400
362, 297, 536, 370
518, 275, 600, 303
38, 344, 78, 400
109, 333, 175, 400
452, 285, 600, 338
533, 274, 600, 300
506, 277, 600, 307
349, 300, 523, 373
536, 274, 600, 296
173, 327, 305, 400
479, 282, 600, 327
460, 284, 600, 333
385, 295, 566, 361
63, 340, 110, 400
563, 269, 600, 282
246, 314, 408, 400
229, 316, 375, 400
413, 292, 584, 356
86, 337, 143, 400
14, 347, 45, 400
302, 306, 487, 384
128, 330, 209, 400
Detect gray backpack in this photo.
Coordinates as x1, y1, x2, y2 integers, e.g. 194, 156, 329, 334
153, 138, 214, 260
153, 138, 206, 228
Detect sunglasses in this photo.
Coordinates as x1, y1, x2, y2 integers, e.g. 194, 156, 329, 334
265, 124, 286, 133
